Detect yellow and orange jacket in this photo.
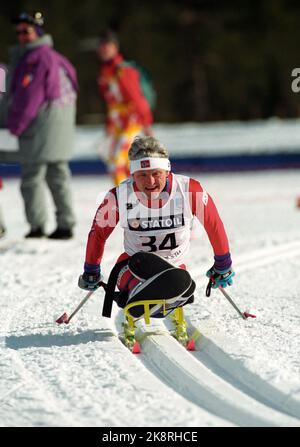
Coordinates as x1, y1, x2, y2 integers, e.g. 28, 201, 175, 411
97, 53, 153, 135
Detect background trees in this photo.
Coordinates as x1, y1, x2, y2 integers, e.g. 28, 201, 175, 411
1, 0, 300, 124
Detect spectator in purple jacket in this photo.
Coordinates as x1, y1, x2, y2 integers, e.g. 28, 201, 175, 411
7, 12, 78, 239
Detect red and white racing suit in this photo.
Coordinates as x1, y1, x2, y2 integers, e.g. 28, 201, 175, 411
84, 173, 231, 294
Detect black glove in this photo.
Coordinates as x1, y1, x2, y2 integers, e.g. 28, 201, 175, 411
78, 272, 102, 291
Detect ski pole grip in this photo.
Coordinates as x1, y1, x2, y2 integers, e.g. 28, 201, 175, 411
206, 278, 213, 297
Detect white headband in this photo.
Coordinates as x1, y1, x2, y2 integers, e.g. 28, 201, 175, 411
130, 157, 171, 174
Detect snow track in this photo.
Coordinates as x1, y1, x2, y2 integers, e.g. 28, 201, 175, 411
235, 239, 300, 273
1, 172, 300, 426
186, 239, 300, 422
1, 234, 300, 426
112, 239, 300, 427
0, 282, 77, 426
0, 240, 230, 427
191, 327, 300, 420
113, 315, 299, 427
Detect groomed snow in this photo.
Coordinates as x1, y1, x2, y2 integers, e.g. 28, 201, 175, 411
2, 117, 300, 158
0, 169, 300, 427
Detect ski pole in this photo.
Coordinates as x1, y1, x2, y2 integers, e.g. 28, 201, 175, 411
218, 286, 256, 320
56, 281, 107, 325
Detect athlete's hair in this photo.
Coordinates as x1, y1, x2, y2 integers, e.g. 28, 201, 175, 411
98, 28, 119, 46
128, 136, 169, 160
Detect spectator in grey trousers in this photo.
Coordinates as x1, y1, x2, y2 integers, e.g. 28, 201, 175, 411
7, 11, 78, 239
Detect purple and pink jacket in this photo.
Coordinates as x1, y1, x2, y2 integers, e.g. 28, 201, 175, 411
8, 37, 78, 137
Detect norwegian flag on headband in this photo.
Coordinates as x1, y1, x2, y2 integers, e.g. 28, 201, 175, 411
140, 160, 151, 168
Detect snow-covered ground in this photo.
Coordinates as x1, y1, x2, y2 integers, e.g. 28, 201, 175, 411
2, 117, 300, 159
72, 118, 300, 158
0, 169, 300, 427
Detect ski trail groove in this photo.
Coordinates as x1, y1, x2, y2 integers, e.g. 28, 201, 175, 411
134, 319, 299, 427
111, 309, 233, 426
187, 323, 300, 420
113, 240, 300, 426
3, 278, 230, 427
0, 297, 76, 426
188, 239, 300, 420
186, 240, 300, 421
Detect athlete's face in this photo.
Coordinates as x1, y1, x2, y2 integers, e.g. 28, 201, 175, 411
133, 169, 168, 199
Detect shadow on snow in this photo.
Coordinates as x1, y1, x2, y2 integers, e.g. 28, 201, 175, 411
5, 329, 115, 350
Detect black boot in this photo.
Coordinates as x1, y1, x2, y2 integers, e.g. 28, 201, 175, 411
25, 227, 45, 238
48, 228, 73, 240
0, 226, 6, 239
